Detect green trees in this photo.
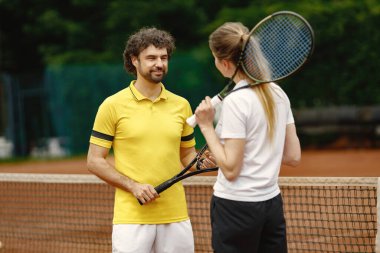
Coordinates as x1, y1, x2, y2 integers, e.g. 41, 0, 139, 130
2, 0, 379, 106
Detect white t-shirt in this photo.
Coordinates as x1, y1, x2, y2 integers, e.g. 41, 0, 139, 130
214, 80, 294, 202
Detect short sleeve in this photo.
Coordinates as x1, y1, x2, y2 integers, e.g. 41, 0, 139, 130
89, 99, 116, 149
219, 96, 247, 139
286, 96, 295, 125
181, 101, 196, 148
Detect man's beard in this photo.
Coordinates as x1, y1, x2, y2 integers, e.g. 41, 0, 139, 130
140, 66, 167, 83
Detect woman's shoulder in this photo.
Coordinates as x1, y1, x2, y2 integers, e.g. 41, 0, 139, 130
269, 82, 290, 100
224, 86, 258, 108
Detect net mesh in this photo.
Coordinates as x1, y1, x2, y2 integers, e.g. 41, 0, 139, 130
0, 174, 378, 253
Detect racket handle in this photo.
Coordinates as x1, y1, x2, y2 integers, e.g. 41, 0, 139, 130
154, 179, 174, 194
186, 95, 222, 127
185, 115, 197, 128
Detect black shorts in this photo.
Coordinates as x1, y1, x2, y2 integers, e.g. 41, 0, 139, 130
210, 194, 287, 253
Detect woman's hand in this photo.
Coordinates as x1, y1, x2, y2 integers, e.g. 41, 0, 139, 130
195, 96, 215, 130
198, 150, 217, 169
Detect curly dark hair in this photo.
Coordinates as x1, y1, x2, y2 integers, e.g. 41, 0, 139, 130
123, 27, 175, 76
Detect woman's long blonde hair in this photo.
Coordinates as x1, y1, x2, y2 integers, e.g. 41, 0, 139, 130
209, 22, 276, 142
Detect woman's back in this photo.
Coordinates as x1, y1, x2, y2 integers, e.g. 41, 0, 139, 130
214, 81, 293, 201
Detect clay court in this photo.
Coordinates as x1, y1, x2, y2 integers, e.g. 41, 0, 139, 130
0, 149, 379, 176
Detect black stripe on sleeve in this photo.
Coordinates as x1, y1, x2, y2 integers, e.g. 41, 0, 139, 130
91, 130, 114, 141
181, 133, 194, 142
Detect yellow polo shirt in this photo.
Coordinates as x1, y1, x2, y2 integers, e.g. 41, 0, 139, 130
90, 81, 196, 224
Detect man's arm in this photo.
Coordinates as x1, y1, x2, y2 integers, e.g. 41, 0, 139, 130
87, 143, 159, 204
180, 146, 197, 169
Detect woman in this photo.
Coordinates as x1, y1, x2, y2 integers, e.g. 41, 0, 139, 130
195, 22, 301, 253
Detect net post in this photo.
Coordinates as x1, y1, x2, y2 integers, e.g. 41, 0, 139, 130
376, 177, 380, 253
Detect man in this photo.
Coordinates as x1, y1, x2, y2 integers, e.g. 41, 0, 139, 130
87, 27, 198, 253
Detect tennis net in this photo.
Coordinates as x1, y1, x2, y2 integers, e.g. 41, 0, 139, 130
0, 174, 379, 253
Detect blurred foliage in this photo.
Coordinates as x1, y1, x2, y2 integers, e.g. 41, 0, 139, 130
45, 64, 130, 153
1, 0, 380, 106
1, 0, 380, 153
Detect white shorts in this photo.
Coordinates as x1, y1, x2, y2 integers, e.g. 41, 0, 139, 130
112, 220, 194, 253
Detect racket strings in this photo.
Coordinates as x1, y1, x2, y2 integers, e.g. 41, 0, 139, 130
242, 14, 313, 82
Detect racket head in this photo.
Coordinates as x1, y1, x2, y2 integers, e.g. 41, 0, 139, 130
241, 11, 314, 83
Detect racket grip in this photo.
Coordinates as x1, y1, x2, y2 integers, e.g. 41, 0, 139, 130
186, 115, 197, 128
186, 95, 223, 127
154, 180, 173, 194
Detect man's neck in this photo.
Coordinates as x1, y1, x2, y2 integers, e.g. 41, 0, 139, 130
134, 79, 162, 101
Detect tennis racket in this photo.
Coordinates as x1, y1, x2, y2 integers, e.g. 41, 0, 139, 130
138, 144, 217, 205
187, 10, 314, 127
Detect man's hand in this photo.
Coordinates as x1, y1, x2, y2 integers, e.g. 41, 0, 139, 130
132, 183, 159, 205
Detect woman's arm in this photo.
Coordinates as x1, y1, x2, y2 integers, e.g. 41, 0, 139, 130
282, 123, 301, 166
195, 96, 245, 181
202, 128, 245, 181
